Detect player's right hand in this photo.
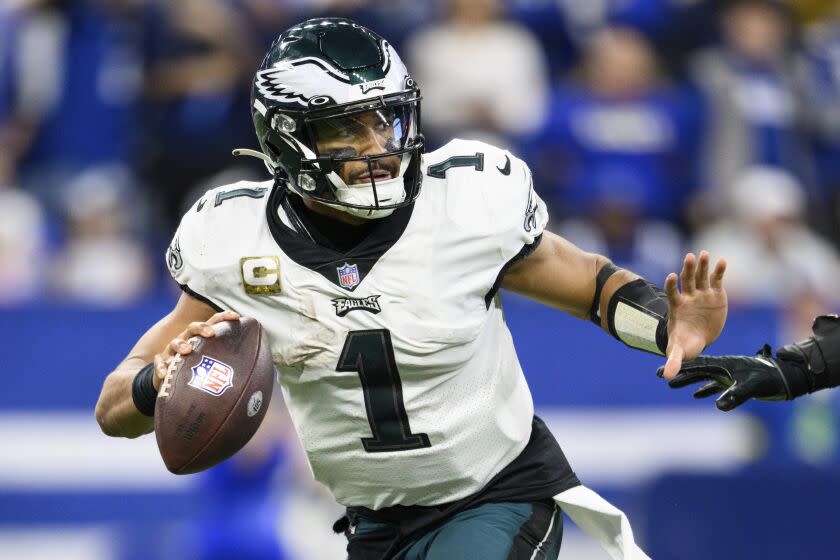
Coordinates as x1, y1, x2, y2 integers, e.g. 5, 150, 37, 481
152, 310, 240, 391
657, 345, 790, 411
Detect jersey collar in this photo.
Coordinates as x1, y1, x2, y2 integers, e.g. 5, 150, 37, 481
265, 185, 414, 291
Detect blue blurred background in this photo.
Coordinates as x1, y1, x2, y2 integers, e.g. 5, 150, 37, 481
2, 0, 840, 558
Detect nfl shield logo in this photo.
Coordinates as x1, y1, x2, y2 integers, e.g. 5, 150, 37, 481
337, 262, 360, 289
189, 356, 234, 396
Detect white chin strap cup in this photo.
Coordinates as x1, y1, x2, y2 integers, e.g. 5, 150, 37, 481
232, 147, 409, 220
328, 175, 407, 220
326, 151, 411, 220
553, 485, 652, 560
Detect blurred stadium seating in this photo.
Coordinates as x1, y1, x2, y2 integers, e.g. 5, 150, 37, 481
2, 1, 840, 559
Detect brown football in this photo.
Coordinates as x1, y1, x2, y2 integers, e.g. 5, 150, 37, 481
154, 317, 274, 475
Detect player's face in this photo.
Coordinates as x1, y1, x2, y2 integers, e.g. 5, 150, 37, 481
312, 108, 404, 187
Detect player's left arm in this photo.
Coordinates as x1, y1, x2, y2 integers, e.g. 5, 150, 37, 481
502, 232, 728, 377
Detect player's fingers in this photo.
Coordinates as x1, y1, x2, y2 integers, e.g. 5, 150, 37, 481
680, 253, 697, 295
664, 273, 679, 307
661, 345, 685, 380
153, 354, 168, 390
716, 384, 751, 412
710, 258, 727, 291
695, 251, 710, 290
186, 321, 215, 338
168, 337, 192, 355
667, 368, 714, 388
668, 358, 733, 385
208, 310, 240, 325
693, 381, 725, 399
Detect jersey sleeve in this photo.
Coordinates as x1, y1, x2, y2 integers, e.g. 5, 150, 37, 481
486, 150, 549, 264
441, 139, 548, 266
479, 148, 548, 305
431, 139, 549, 306
165, 198, 223, 311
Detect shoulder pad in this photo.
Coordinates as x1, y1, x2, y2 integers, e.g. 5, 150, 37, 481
166, 180, 273, 295
424, 139, 509, 179
423, 139, 548, 264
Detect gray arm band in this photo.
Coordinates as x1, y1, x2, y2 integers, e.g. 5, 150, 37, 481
776, 314, 840, 394
605, 279, 670, 355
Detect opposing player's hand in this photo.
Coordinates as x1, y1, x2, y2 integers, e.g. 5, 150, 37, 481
661, 251, 727, 380
152, 310, 240, 391
657, 346, 790, 411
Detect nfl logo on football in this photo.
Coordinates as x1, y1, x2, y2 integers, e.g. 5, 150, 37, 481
189, 356, 235, 396
337, 262, 360, 289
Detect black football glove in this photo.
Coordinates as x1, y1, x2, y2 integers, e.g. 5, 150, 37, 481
659, 315, 840, 411
657, 345, 793, 412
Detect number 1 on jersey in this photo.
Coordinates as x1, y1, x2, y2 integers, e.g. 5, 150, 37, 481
337, 330, 431, 453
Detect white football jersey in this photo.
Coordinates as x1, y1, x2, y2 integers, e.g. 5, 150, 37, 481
167, 139, 550, 510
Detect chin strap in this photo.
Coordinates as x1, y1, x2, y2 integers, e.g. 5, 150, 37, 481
233, 148, 401, 220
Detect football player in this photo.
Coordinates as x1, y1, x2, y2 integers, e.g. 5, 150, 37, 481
661, 315, 840, 411
95, 18, 728, 560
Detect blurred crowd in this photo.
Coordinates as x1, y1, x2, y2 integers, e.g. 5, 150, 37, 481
4, 3, 840, 558
2, 0, 840, 320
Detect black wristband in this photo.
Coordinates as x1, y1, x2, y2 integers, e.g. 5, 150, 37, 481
131, 363, 157, 417
590, 262, 621, 325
